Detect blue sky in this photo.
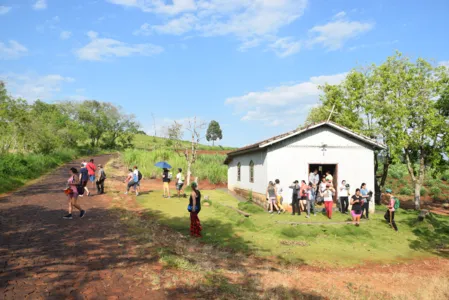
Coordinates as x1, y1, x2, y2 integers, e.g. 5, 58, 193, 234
1, 0, 449, 147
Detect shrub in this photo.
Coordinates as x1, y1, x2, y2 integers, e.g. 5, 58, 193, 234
248, 189, 253, 202
399, 187, 412, 196
420, 187, 427, 196
441, 170, 449, 181
430, 187, 442, 199
389, 164, 407, 179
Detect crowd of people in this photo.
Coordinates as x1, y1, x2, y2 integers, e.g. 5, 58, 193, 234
266, 169, 398, 231
63, 159, 106, 220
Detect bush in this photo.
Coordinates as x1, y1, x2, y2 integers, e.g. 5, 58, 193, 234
430, 187, 442, 199
441, 170, 449, 181
389, 164, 407, 179
399, 187, 412, 195
420, 187, 427, 196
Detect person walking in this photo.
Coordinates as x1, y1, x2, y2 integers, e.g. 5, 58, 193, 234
176, 168, 185, 198
79, 163, 90, 196
322, 183, 335, 219
162, 168, 171, 198
289, 180, 301, 216
96, 164, 106, 194
360, 183, 370, 219
124, 168, 136, 195
306, 182, 316, 218
274, 179, 285, 213
86, 159, 96, 189
189, 182, 202, 238
350, 188, 363, 226
64, 167, 86, 219
339, 180, 350, 214
299, 180, 307, 212
384, 189, 398, 231
266, 181, 281, 214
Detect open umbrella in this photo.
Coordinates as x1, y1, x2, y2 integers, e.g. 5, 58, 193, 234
154, 161, 172, 169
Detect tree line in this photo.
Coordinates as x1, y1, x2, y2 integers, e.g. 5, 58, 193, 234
305, 52, 449, 210
0, 81, 138, 155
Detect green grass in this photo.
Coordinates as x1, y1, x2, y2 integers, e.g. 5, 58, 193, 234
133, 133, 236, 151
136, 190, 449, 266
122, 149, 227, 184
0, 149, 79, 194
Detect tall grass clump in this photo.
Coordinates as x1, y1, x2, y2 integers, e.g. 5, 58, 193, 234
122, 149, 227, 184
0, 149, 78, 193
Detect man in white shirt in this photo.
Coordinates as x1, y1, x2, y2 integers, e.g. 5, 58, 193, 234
309, 169, 319, 186
274, 179, 285, 212
176, 168, 185, 198
339, 180, 350, 214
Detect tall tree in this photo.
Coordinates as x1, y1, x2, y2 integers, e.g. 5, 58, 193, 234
206, 120, 222, 146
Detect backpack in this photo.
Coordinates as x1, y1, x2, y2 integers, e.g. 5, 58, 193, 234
393, 197, 400, 210
168, 172, 173, 180
138, 171, 142, 181
180, 174, 185, 182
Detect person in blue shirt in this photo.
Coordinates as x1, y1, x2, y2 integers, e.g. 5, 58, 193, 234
360, 183, 370, 219
79, 163, 90, 196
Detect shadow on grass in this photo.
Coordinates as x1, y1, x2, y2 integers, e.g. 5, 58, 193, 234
407, 213, 449, 257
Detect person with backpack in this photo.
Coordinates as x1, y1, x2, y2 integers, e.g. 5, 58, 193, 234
162, 168, 171, 198
124, 168, 136, 195
86, 159, 96, 189
79, 163, 90, 196
289, 180, 301, 216
176, 168, 185, 198
384, 189, 399, 231
96, 164, 106, 194
133, 166, 141, 196
360, 183, 370, 220
350, 188, 363, 227
64, 167, 86, 219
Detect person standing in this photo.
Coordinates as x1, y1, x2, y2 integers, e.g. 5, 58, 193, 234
360, 183, 370, 219
124, 168, 135, 195
350, 188, 363, 226
384, 189, 398, 231
86, 159, 96, 189
79, 163, 90, 196
188, 182, 202, 237
133, 166, 140, 196
309, 169, 319, 186
176, 168, 185, 198
162, 168, 171, 198
339, 180, 350, 214
325, 171, 333, 182
299, 180, 308, 212
96, 164, 106, 194
318, 177, 327, 204
289, 180, 301, 216
275, 179, 285, 213
64, 167, 86, 219
322, 183, 335, 219
306, 182, 316, 218
266, 181, 281, 214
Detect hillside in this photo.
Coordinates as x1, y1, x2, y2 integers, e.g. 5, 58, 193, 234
133, 133, 236, 152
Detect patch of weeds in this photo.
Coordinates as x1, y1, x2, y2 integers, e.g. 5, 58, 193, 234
202, 272, 258, 299
238, 201, 264, 214
399, 187, 412, 195
202, 199, 213, 206
158, 248, 199, 271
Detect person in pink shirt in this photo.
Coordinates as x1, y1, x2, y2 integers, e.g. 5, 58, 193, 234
86, 159, 96, 189
384, 189, 398, 231
63, 167, 86, 219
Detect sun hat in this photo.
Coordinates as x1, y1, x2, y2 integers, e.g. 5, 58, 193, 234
386, 188, 392, 193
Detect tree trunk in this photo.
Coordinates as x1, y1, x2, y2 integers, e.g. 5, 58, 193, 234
186, 161, 192, 186
374, 153, 390, 205
414, 183, 421, 210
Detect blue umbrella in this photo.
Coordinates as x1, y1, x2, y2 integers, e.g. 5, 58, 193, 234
154, 161, 172, 169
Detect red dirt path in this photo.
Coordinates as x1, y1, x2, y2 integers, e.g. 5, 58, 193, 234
0, 155, 166, 300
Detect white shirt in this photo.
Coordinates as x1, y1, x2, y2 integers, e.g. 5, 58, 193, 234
176, 173, 183, 184
340, 184, 350, 197
319, 182, 327, 192
323, 189, 333, 201
276, 184, 283, 196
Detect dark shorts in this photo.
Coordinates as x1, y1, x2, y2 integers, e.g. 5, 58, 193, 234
176, 183, 184, 191
82, 180, 88, 187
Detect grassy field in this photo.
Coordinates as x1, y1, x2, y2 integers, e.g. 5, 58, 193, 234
134, 189, 449, 267
133, 133, 236, 151
122, 149, 227, 184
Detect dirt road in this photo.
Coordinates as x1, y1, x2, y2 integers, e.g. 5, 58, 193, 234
0, 155, 165, 300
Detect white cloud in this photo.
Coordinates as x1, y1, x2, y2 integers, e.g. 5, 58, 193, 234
269, 37, 301, 57
348, 40, 398, 51
33, 0, 47, 10
0, 73, 74, 101
0, 40, 28, 60
308, 13, 374, 51
60, 31, 72, 40
0, 6, 12, 15
107, 0, 196, 15
439, 60, 449, 68
76, 31, 164, 61
225, 72, 347, 126
127, 0, 307, 52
